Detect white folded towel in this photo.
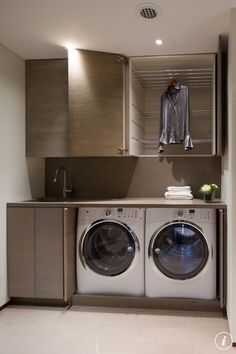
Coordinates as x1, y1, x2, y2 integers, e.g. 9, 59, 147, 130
167, 186, 191, 192
165, 192, 193, 200
165, 190, 192, 196
167, 190, 192, 195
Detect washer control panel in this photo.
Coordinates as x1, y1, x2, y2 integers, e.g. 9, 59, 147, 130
115, 208, 144, 221
175, 208, 216, 223
80, 207, 144, 221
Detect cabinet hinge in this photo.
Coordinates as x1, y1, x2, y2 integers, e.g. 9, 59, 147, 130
117, 148, 128, 155
118, 55, 128, 64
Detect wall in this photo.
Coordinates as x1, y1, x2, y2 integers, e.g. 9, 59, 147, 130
45, 157, 221, 199
0, 43, 44, 307
222, 8, 236, 343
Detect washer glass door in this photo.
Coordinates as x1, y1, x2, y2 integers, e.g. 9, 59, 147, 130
150, 222, 209, 280
81, 220, 137, 276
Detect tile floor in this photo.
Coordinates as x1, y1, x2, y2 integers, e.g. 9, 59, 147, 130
0, 305, 235, 354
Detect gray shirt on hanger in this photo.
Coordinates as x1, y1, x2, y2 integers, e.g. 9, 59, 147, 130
159, 84, 193, 153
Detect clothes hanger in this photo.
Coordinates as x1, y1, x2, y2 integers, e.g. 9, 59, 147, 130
170, 77, 178, 86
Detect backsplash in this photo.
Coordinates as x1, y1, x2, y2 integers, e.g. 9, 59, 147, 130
45, 157, 221, 199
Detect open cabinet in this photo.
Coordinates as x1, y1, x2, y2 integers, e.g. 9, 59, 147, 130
68, 49, 128, 156
26, 52, 220, 157
129, 54, 217, 156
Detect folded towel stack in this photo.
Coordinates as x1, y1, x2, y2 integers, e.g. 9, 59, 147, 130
164, 186, 193, 200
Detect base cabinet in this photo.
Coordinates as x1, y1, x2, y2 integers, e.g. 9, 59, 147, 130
7, 207, 76, 301
7, 208, 35, 297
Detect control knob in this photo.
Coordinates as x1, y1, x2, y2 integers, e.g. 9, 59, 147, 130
177, 210, 184, 218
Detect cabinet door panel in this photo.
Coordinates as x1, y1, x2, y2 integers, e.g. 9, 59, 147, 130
26, 59, 68, 157
63, 208, 76, 301
35, 208, 64, 299
7, 208, 35, 297
68, 50, 124, 156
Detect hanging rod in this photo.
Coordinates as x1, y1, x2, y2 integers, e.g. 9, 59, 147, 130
139, 80, 212, 85
133, 68, 213, 89
142, 109, 212, 118
137, 83, 211, 89
134, 68, 213, 74
134, 138, 213, 145
136, 74, 212, 79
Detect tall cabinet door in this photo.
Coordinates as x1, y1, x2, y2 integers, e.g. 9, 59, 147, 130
35, 208, 64, 299
68, 49, 126, 156
26, 59, 68, 157
7, 208, 35, 298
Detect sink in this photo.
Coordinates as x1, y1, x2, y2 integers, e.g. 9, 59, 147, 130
23, 197, 127, 203
22, 197, 79, 203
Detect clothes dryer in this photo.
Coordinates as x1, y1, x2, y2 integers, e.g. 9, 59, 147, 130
145, 208, 216, 299
77, 207, 145, 296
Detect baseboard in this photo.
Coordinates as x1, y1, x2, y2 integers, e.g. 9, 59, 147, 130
6, 295, 223, 313
72, 294, 222, 313
9, 298, 69, 307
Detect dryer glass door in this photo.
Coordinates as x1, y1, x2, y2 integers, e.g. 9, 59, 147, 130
151, 222, 209, 280
81, 221, 137, 276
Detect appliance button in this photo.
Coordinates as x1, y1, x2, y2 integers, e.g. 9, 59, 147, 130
177, 210, 184, 218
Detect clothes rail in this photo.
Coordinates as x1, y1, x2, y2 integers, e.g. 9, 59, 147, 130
142, 109, 212, 118
132, 138, 213, 145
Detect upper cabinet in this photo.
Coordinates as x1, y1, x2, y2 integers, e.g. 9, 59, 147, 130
26, 59, 68, 157
26, 51, 220, 157
26, 50, 127, 157
129, 54, 217, 156
68, 50, 127, 156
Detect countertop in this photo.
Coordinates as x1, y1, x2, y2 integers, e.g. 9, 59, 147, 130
7, 197, 227, 209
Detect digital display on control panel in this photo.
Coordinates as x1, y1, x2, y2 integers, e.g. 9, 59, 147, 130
117, 208, 123, 213
189, 209, 195, 214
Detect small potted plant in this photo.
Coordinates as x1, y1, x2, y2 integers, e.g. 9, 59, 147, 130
199, 183, 219, 202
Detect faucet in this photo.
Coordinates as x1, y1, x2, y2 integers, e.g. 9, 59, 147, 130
53, 166, 72, 199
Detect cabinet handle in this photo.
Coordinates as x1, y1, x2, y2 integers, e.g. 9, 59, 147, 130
117, 148, 128, 155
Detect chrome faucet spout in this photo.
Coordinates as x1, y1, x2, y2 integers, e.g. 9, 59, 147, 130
52, 166, 72, 199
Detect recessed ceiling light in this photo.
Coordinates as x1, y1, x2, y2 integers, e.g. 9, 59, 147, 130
155, 39, 163, 45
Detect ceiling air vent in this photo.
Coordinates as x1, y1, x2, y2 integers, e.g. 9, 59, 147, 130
136, 3, 162, 20
140, 7, 157, 19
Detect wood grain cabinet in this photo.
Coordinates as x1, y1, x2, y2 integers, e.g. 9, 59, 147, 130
26, 50, 222, 157
68, 49, 127, 156
26, 51, 127, 157
7, 207, 76, 301
26, 59, 68, 157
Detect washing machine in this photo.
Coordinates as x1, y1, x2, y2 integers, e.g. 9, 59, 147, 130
145, 208, 216, 299
77, 207, 145, 296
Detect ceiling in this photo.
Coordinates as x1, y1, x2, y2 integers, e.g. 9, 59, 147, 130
0, 0, 235, 59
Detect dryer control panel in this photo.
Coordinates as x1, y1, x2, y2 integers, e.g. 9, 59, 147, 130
175, 208, 216, 223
